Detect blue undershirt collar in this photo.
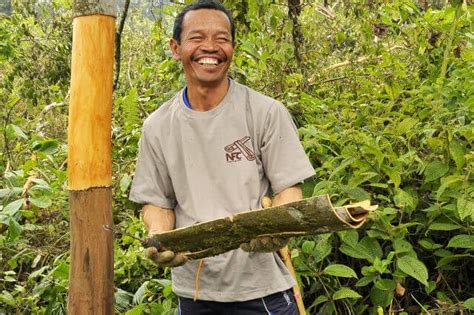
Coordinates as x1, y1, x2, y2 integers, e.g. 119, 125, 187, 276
183, 86, 191, 109
182, 78, 231, 110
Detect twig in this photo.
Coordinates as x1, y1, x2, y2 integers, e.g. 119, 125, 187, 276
113, 0, 131, 91
316, 5, 335, 19
41, 102, 66, 113
2, 98, 21, 169
322, 45, 406, 72
410, 294, 430, 314
438, 3, 462, 84
321, 76, 348, 83
41, 90, 70, 114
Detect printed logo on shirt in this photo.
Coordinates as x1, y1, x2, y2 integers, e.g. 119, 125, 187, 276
225, 136, 256, 162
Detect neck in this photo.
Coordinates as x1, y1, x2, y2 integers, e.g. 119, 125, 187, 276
186, 79, 229, 112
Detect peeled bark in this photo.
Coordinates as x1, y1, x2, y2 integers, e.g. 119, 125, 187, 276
68, 1, 116, 313
147, 194, 377, 260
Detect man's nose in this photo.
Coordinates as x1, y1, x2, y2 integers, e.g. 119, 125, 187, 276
201, 38, 218, 52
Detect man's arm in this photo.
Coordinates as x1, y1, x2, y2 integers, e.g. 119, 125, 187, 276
273, 185, 303, 207
240, 185, 303, 252
143, 204, 175, 236
142, 204, 187, 267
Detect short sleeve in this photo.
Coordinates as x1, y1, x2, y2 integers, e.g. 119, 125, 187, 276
129, 125, 176, 209
261, 102, 315, 193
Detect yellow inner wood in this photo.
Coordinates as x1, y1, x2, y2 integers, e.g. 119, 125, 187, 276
68, 15, 115, 190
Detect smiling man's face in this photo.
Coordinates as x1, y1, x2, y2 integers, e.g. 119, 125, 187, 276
170, 9, 234, 89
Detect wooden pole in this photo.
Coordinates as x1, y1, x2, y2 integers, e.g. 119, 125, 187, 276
68, 1, 116, 313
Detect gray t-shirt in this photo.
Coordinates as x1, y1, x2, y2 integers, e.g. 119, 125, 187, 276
130, 80, 315, 302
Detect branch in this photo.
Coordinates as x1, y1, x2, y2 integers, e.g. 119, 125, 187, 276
113, 0, 131, 91
146, 195, 377, 260
321, 45, 406, 72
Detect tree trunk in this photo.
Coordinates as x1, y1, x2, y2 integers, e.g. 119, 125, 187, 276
0, 0, 12, 17
146, 194, 377, 260
288, 0, 304, 67
68, 1, 116, 313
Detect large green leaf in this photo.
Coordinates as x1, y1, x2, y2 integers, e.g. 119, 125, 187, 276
132, 281, 149, 305
323, 264, 358, 278
397, 255, 428, 286
346, 186, 370, 201
29, 196, 52, 208
374, 279, 396, 291
332, 287, 361, 300
120, 174, 132, 193
8, 218, 22, 241
397, 117, 418, 134
3, 198, 25, 216
424, 161, 449, 183
381, 165, 401, 188
313, 295, 328, 306
393, 238, 413, 253
360, 237, 383, 261
8, 124, 28, 139
447, 235, 474, 249
370, 286, 393, 307
437, 254, 470, 269
0, 187, 22, 199
50, 262, 69, 280
428, 222, 461, 231
436, 175, 463, 198
0, 290, 16, 306
464, 298, 474, 311
125, 304, 146, 315
339, 243, 373, 262
449, 140, 465, 170
457, 197, 474, 220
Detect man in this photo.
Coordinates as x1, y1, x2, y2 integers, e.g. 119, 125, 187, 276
129, 1, 315, 313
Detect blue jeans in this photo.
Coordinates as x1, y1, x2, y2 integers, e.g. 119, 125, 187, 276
178, 289, 299, 315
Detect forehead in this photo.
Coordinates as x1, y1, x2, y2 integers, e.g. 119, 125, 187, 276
181, 9, 231, 35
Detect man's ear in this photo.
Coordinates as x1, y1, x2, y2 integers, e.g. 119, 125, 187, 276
169, 38, 181, 61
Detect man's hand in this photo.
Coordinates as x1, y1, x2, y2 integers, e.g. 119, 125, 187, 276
142, 204, 188, 267
240, 195, 290, 253
144, 246, 188, 267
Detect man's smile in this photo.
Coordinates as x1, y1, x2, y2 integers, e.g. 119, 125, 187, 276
196, 57, 219, 65
192, 55, 226, 68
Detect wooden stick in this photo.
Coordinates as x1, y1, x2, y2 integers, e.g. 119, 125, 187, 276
279, 246, 306, 315
262, 196, 306, 314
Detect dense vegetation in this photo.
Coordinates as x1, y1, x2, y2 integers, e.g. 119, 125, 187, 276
1, 0, 473, 314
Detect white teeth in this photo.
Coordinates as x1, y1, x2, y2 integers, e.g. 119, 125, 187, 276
198, 58, 219, 65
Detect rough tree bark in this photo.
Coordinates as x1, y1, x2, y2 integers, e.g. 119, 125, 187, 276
288, 0, 304, 67
146, 194, 377, 260
113, 0, 131, 90
0, 0, 12, 17
68, 0, 116, 313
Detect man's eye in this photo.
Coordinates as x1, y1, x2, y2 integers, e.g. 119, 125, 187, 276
217, 38, 229, 42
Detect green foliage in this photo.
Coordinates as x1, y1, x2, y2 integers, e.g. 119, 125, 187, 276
1, 0, 473, 314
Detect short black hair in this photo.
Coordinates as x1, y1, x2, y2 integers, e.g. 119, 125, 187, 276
173, 0, 235, 44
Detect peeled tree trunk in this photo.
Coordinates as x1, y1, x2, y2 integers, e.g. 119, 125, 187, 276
68, 1, 116, 313
146, 194, 377, 260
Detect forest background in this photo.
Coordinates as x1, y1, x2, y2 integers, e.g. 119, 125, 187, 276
0, 0, 473, 314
